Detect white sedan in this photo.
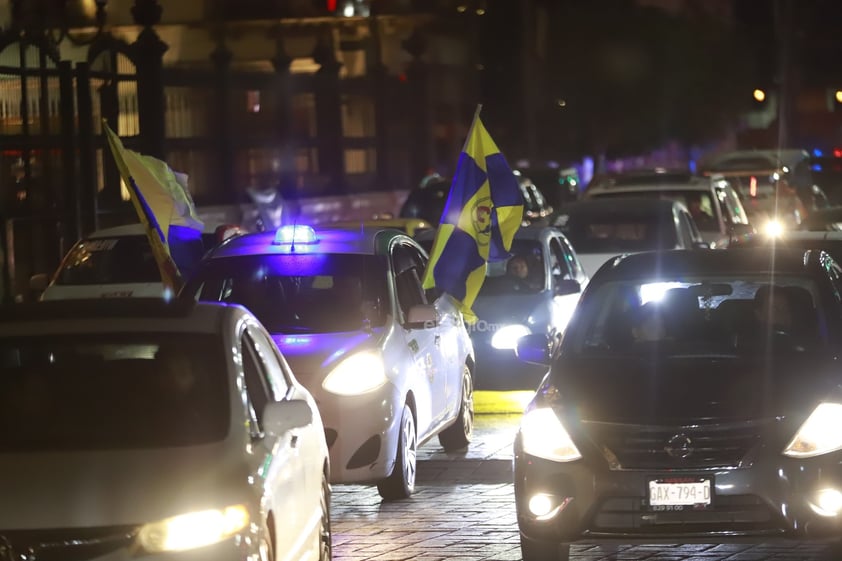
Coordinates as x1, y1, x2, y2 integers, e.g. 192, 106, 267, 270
0, 298, 330, 561
183, 224, 476, 500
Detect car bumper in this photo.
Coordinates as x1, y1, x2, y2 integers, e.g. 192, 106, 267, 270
472, 339, 549, 391
315, 382, 403, 484
514, 434, 842, 545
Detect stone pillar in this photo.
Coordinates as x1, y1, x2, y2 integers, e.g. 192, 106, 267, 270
211, 37, 235, 200
130, 0, 167, 160
368, 14, 390, 191
312, 33, 345, 195
271, 31, 296, 199
403, 29, 434, 184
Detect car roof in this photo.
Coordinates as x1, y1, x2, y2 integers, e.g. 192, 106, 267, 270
413, 224, 561, 243
591, 247, 820, 282
85, 223, 231, 238
205, 225, 413, 259
0, 298, 239, 335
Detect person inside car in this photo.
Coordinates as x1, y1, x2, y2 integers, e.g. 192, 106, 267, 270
506, 255, 541, 292
686, 192, 717, 230
738, 285, 815, 352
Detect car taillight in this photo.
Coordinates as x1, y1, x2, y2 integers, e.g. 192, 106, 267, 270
750, 176, 757, 197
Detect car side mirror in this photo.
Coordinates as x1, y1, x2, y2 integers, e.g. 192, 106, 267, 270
553, 277, 581, 296
29, 273, 49, 292
516, 333, 552, 366
694, 241, 710, 250
262, 399, 312, 436
406, 303, 437, 328
729, 223, 755, 239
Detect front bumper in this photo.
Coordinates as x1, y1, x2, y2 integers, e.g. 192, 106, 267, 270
514, 433, 842, 545
314, 382, 404, 484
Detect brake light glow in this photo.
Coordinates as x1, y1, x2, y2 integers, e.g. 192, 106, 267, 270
750, 176, 757, 197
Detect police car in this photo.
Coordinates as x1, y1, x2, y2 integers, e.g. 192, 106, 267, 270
181, 224, 475, 500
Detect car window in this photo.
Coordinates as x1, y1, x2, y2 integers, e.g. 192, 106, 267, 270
246, 324, 290, 399
0, 334, 229, 451
392, 243, 428, 319
676, 210, 697, 247
554, 209, 679, 253
548, 237, 571, 279
718, 185, 750, 225
54, 237, 162, 285
240, 331, 273, 435
559, 235, 584, 280
189, 254, 389, 334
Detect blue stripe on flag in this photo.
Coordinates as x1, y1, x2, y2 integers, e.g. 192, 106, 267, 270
441, 152, 487, 225
486, 153, 521, 208
432, 229, 484, 301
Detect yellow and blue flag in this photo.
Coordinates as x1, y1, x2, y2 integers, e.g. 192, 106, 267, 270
422, 108, 523, 322
103, 121, 203, 293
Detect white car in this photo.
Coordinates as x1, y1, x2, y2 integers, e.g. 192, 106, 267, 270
31, 223, 245, 301
182, 224, 476, 500
584, 170, 752, 248
0, 298, 330, 561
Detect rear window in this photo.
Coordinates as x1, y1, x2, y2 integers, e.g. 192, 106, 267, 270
553, 208, 679, 253
0, 334, 230, 451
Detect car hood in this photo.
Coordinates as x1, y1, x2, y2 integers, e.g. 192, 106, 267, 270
555, 354, 839, 424
473, 292, 547, 325
0, 441, 250, 529
272, 328, 386, 384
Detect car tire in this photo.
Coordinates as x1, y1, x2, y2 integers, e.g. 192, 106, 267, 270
520, 534, 569, 561
377, 404, 416, 500
437, 364, 474, 451
318, 473, 332, 561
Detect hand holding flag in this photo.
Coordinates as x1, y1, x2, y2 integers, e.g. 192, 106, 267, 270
422, 106, 523, 322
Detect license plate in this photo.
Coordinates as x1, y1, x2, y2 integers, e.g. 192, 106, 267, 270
648, 478, 711, 507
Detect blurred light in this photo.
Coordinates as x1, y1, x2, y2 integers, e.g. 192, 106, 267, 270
689, 159, 697, 174
476, 7, 486, 15
457, 4, 467, 12
813, 489, 842, 517
556, 99, 567, 107
343, 2, 354, 16
813, 164, 823, 172
640, 282, 685, 304
750, 176, 757, 197
814, 148, 824, 157
763, 219, 784, 238
836, 90, 842, 104
834, 148, 842, 158
753, 89, 766, 103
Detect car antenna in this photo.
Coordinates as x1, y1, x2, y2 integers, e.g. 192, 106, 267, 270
290, 215, 298, 253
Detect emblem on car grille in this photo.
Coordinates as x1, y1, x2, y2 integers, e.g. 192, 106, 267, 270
665, 433, 693, 459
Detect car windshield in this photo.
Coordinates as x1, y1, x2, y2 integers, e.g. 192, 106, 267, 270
0, 334, 229, 451
478, 239, 545, 296
554, 208, 678, 253
568, 275, 825, 357
189, 254, 389, 334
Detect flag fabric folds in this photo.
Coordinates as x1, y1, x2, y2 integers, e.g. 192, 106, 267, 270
103, 122, 204, 292
422, 109, 523, 322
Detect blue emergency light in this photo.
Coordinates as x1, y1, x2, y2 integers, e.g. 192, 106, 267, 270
273, 225, 318, 245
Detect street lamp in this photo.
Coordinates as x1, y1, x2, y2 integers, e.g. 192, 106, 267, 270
11, 0, 108, 47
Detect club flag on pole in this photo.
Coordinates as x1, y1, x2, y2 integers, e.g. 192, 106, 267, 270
103, 121, 204, 293
421, 106, 523, 322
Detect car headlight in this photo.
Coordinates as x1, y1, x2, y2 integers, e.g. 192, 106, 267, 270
783, 403, 842, 458
491, 324, 531, 350
763, 219, 784, 238
519, 407, 582, 462
138, 505, 250, 552
322, 351, 388, 395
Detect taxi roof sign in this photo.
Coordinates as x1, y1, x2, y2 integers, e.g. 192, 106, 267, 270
273, 225, 318, 245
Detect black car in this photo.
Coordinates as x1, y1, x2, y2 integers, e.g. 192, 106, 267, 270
514, 247, 842, 560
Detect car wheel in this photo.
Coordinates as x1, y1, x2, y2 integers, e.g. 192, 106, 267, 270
318, 473, 332, 561
377, 404, 416, 500
437, 364, 474, 451
520, 534, 569, 561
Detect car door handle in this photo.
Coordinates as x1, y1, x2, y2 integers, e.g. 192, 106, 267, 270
290, 434, 299, 448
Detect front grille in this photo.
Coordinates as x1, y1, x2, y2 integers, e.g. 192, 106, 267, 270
582, 419, 769, 469
0, 526, 137, 561
590, 494, 782, 535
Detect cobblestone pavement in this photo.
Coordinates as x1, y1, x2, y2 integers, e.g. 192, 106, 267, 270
331, 413, 837, 561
